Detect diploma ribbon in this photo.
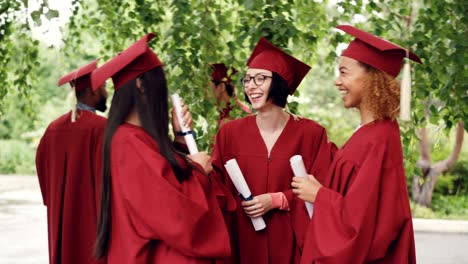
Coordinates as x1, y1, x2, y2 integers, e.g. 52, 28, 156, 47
239, 193, 253, 201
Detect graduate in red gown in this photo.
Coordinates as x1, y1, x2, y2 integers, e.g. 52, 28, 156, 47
92, 33, 234, 264
209, 63, 251, 127
36, 59, 108, 264
291, 25, 422, 263
211, 37, 336, 264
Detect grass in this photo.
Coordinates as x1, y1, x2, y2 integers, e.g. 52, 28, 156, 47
411, 195, 468, 220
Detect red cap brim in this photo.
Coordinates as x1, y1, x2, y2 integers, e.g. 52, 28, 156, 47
247, 37, 310, 94
91, 33, 163, 90
58, 59, 99, 91
337, 25, 422, 77
211, 63, 237, 83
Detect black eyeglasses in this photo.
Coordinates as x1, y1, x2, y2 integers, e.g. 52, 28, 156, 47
241, 74, 272, 87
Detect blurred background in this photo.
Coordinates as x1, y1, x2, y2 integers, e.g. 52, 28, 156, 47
0, 0, 466, 263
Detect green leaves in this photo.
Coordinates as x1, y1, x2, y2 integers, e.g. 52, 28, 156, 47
52, 0, 468, 150
28, 1, 60, 26
45, 9, 59, 20
1, 0, 466, 161
30, 10, 42, 26
413, 0, 467, 129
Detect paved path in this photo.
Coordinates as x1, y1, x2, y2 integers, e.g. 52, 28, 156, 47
416, 232, 468, 263
0, 175, 467, 263
0, 175, 48, 264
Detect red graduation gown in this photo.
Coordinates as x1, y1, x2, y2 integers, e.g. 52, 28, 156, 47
107, 123, 231, 264
218, 99, 252, 127
301, 119, 416, 263
212, 115, 336, 264
36, 110, 107, 264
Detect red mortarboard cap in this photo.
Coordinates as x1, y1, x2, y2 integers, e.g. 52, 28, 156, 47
58, 59, 98, 91
337, 25, 422, 77
91, 33, 162, 90
247, 37, 311, 95
210, 63, 237, 84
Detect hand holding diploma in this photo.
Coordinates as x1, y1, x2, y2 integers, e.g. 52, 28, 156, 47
188, 152, 213, 174
242, 194, 273, 218
290, 155, 316, 218
171, 94, 198, 154
224, 159, 266, 231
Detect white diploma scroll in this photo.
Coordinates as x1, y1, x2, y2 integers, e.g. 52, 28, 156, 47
290, 155, 314, 218
224, 159, 266, 231
171, 94, 198, 154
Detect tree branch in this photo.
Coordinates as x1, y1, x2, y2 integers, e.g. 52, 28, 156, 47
416, 125, 432, 176
432, 121, 465, 174
412, 175, 421, 201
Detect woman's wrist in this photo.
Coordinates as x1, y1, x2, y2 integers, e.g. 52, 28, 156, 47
174, 130, 197, 138
174, 137, 186, 145
311, 186, 322, 203
270, 192, 289, 210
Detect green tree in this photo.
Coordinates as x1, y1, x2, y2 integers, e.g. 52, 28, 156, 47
0, 1, 466, 210
65, 0, 332, 150
410, 0, 467, 207
0, 0, 58, 114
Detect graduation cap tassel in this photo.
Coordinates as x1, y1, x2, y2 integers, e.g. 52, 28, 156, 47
284, 103, 300, 121
400, 6, 413, 121
400, 6, 413, 122
70, 86, 77, 123
400, 51, 412, 121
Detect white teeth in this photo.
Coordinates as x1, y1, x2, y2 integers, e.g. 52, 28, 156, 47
339, 90, 349, 96
250, 94, 262, 99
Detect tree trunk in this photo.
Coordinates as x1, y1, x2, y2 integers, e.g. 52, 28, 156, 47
412, 122, 465, 207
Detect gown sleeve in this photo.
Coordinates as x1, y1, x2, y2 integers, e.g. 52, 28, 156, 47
114, 135, 231, 258
210, 125, 240, 263
210, 125, 237, 211
91, 126, 105, 216
290, 125, 338, 249
285, 126, 337, 211
309, 127, 337, 184
35, 132, 48, 206
302, 141, 387, 263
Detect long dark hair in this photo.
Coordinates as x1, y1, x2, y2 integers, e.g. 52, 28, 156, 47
212, 80, 235, 97
244, 72, 289, 107
94, 66, 190, 258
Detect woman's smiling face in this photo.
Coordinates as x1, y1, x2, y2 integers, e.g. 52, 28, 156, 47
335, 56, 368, 109
243, 68, 273, 110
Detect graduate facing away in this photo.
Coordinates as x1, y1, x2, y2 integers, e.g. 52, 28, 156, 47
291, 25, 422, 263
92, 34, 233, 264
36, 60, 108, 264
211, 37, 336, 264
209, 63, 251, 127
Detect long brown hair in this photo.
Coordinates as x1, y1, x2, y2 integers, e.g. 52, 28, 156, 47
360, 62, 401, 120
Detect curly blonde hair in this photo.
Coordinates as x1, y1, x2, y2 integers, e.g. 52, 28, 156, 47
360, 63, 401, 120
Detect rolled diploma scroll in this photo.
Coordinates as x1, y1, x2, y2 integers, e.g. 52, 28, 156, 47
171, 94, 198, 154
224, 159, 266, 231
290, 155, 313, 218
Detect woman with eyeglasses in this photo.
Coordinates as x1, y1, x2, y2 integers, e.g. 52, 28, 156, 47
210, 37, 336, 264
